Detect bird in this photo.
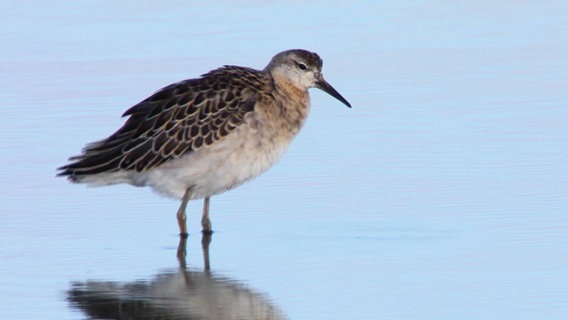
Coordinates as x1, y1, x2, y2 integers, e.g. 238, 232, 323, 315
57, 49, 351, 236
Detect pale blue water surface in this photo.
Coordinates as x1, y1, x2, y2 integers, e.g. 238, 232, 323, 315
1, 1, 567, 319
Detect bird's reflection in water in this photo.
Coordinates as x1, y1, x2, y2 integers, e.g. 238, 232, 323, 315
67, 234, 287, 320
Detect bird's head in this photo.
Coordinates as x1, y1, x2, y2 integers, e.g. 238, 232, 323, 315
265, 49, 351, 108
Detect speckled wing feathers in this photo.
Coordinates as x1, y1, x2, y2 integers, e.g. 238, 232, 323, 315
58, 66, 266, 179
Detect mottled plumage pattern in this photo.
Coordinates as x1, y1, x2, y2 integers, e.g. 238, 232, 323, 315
59, 66, 266, 177
57, 49, 351, 235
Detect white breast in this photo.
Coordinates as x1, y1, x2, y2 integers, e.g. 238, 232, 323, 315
131, 113, 294, 200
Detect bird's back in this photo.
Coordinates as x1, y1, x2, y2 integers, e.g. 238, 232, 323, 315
57, 66, 268, 181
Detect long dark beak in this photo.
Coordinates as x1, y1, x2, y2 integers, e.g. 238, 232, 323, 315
315, 75, 352, 108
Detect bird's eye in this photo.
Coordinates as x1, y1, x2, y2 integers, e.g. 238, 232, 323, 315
296, 63, 307, 71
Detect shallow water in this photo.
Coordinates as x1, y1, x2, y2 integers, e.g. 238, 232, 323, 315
1, 1, 567, 319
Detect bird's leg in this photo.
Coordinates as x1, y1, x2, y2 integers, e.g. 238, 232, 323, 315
177, 187, 193, 238
201, 197, 213, 234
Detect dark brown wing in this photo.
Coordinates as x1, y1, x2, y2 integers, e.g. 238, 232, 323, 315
57, 66, 266, 179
